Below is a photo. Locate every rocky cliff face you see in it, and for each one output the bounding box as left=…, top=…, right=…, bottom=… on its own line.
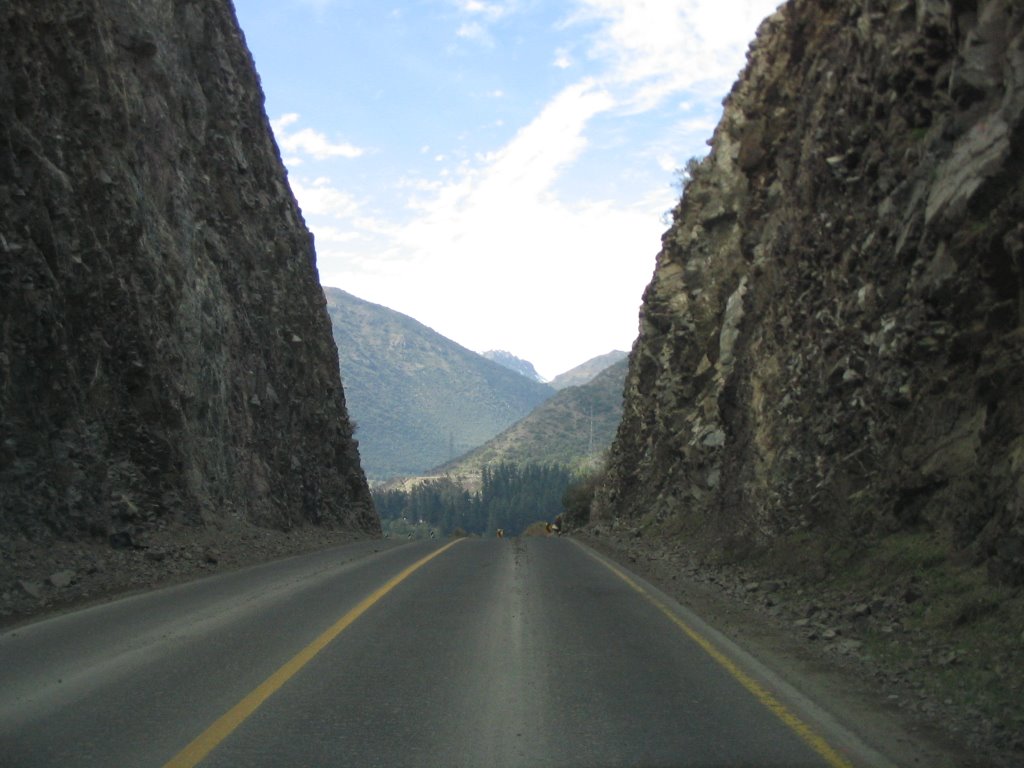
left=0, top=0, right=376, bottom=556
left=598, top=0, right=1024, bottom=585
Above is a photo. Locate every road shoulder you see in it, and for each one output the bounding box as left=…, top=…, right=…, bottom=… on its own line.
left=574, top=530, right=983, bottom=768
left=1, top=521, right=395, bottom=630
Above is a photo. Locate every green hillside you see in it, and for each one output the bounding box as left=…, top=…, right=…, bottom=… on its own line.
left=436, top=358, right=628, bottom=479
left=549, top=350, right=627, bottom=390
left=323, top=288, right=555, bottom=481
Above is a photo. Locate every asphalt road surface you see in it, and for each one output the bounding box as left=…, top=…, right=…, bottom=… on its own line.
left=1, top=537, right=896, bottom=767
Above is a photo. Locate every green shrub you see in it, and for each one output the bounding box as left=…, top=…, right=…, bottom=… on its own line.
left=562, top=469, right=605, bottom=530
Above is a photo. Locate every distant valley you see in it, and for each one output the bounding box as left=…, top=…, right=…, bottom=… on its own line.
left=435, top=357, right=629, bottom=481
left=324, top=287, right=628, bottom=486
left=363, top=335, right=630, bottom=538
left=324, top=288, right=556, bottom=481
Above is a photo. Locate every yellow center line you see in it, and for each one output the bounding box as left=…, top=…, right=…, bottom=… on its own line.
left=162, top=538, right=463, bottom=768
left=575, top=541, right=855, bottom=768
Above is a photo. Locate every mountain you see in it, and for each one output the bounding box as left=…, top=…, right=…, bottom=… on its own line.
left=437, top=358, right=628, bottom=479
left=549, top=350, right=628, bottom=390
left=481, top=350, right=545, bottom=382
left=324, top=289, right=555, bottom=480
left=1, top=0, right=376, bottom=617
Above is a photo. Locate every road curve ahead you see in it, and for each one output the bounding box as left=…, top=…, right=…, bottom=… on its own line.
left=1, top=537, right=892, bottom=767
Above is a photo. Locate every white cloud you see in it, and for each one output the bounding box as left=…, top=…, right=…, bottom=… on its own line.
left=271, top=113, right=364, bottom=160
left=397, top=176, right=444, bottom=193
left=309, top=79, right=654, bottom=379
left=458, top=0, right=510, bottom=20
left=457, top=21, right=491, bottom=45
left=453, top=0, right=515, bottom=46
left=298, top=66, right=684, bottom=376
left=285, top=2, right=782, bottom=377
left=281, top=128, right=364, bottom=160
left=564, top=0, right=781, bottom=109
left=273, top=113, right=301, bottom=130
left=323, top=191, right=659, bottom=379
left=459, top=79, right=615, bottom=204
left=289, top=177, right=361, bottom=219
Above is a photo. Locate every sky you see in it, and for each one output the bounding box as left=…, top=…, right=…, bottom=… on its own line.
left=233, top=0, right=781, bottom=380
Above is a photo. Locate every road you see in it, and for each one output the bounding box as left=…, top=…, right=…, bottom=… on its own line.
left=0, top=537, right=894, bottom=767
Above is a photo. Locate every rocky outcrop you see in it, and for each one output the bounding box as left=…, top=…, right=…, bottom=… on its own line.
left=597, top=0, right=1024, bottom=585
left=0, top=0, right=377, bottom=561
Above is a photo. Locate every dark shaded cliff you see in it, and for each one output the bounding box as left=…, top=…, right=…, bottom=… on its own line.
left=0, top=0, right=377, bottom=559
left=598, top=0, right=1024, bottom=584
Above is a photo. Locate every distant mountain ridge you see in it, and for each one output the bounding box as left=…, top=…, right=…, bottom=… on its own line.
left=324, top=289, right=554, bottom=481
left=549, top=350, right=628, bottom=390
left=482, top=350, right=544, bottom=382
left=435, top=358, right=629, bottom=478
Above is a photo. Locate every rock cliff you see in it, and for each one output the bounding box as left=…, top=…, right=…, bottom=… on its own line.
left=0, top=0, right=377, bottom=573
left=598, top=0, right=1024, bottom=585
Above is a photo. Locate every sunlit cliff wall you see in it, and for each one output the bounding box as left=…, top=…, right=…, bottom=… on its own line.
left=597, top=0, right=1024, bottom=584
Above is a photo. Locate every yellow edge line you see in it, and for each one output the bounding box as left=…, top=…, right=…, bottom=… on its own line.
left=162, top=538, right=463, bottom=768
left=576, top=542, right=854, bottom=768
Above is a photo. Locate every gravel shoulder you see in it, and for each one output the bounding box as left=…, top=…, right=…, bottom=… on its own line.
left=576, top=526, right=1022, bottom=768
left=0, top=519, right=387, bottom=629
